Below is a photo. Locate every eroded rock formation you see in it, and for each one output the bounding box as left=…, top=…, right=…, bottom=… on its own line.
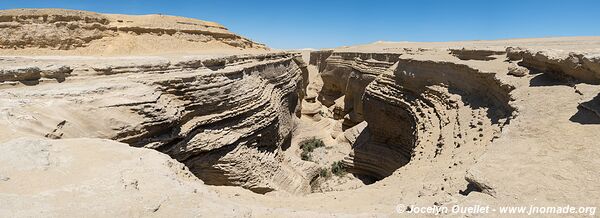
left=310, top=50, right=515, bottom=182
left=0, top=53, right=315, bottom=194
left=1, top=9, right=600, bottom=217
left=507, top=47, right=600, bottom=84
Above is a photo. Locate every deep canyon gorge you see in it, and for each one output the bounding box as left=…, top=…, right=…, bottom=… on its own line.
left=1, top=9, right=599, bottom=217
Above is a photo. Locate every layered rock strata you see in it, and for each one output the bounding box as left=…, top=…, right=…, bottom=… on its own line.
left=315, top=52, right=401, bottom=125
left=507, top=47, right=600, bottom=84
left=311, top=50, right=515, bottom=181
left=0, top=53, right=312, bottom=194
left=1, top=8, right=600, bottom=215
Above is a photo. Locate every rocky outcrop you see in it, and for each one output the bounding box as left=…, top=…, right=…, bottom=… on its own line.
left=0, top=65, right=72, bottom=82
left=0, top=8, right=266, bottom=53
left=0, top=52, right=312, bottom=194
left=579, top=93, right=600, bottom=119
left=315, top=52, right=401, bottom=125
left=313, top=51, right=515, bottom=181
left=351, top=58, right=514, bottom=179
left=506, top=47, right=600, bottom=84
left=309, top=50, right=333, bottom=72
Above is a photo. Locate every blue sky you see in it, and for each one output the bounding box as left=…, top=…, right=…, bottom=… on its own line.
left=1, top=0, right=599, bottom=49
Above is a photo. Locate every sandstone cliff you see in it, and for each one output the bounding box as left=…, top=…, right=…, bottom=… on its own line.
left=0, top=53, right=314, bottom=194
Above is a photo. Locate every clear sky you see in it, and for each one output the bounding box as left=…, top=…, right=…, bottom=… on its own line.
left=1, top=0, right=599, bottom=49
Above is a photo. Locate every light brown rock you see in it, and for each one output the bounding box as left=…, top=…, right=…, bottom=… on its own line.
left=1, top=8, right=600, bottom=217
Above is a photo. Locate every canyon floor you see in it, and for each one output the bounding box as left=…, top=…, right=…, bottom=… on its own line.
left=1, top=9, right=599, bottom=217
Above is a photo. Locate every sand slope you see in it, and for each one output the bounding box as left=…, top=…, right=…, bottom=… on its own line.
left=0, top=8, right=267, bottom=56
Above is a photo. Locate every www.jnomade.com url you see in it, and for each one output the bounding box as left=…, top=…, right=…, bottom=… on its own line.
left=395, top=204, right=597, bottom=216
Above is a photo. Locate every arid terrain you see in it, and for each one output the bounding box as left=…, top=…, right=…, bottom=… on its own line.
left=1, top=9, right=599, bottom=217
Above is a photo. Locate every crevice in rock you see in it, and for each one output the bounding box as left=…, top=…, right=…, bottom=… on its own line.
left=303, top=50, right=516, bottom=191
left=0, top=49, right=517, bottom=196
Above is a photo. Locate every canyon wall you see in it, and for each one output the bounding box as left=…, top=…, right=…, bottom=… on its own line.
left=0, top=53, right=313, bottom=194
left=0, top=8, right=319, bottom=195
left=311, top=50, right=515, bottom=183
left=1, top=8, right=600, bottom=216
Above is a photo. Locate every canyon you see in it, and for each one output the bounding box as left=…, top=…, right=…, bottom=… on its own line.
left=1, top=9, right=599, bottom=217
